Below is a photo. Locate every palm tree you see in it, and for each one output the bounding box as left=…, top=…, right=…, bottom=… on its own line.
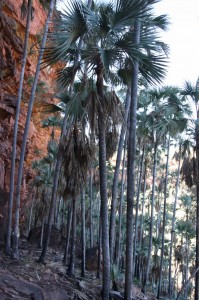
left=142, top=89, right=162, bottom=293
left=168, top=139, right=192, bottom=296
left=42, top=1, right=168, bottom=298
left=81, top=188, right=86, bottom=277
left=156, top=87, right=190, bottom=299
left=142, top=140, right=158, bottom=293
left=12, top=0, right=56, bottom=259
left=67, top=196, right=77, bottom=276
left=125, top=9, right=169, bottom=298
left=63, top=200, right=72, bottom=265
left=6, top=0, right=32, bottom=256
left=133, top=88, right=152, bottom=278
left=38, top=0, right=93, bottom=264
left=109, top=86, right=131, bottom=265
left=181, top=78, right=199, bottom=299
left=116, top=136, right=127, bottom=269
left=89, top=170, right=94, bottom=249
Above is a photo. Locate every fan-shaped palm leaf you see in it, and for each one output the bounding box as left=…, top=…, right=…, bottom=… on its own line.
left=56, top=64, right=81, bottom=91
left=112, top=0, right=147, bottom=30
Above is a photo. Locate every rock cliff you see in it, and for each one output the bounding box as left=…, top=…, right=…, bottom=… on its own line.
left=0, top=0, right=59, bottom=224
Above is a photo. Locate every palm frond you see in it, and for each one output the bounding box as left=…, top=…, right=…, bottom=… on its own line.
left=149, top=14, right=169, bottom=31
left=86, top=90, right=99, bottom=132
left=181, top=82, right=196, bottom=97
left=56, top=64, right=81, bottom=91
left=98, top=3, right=113, bottom=35
left=62, top=125, right=95, bottom=197
left=40, top=102, right=63, bottom=114
left=65, top=92, right=85, bottom=122
left=104, top=69, right=123, bottom=86
left=117, top=68, right=132, bottom=86
left=112, top=0, right=147, bottom=30
left=139, top=53, right=167, bottom=84
left=43, top=1, right=88, bottom=66
left=99, top=48, right=118, bottom=70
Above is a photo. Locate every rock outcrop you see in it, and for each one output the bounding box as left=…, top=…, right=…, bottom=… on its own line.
left=0, top=0, right=60, bottom=233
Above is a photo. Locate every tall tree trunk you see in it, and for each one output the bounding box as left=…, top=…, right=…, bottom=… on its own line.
left=195, top=108, right=199, bottom=300
left=6, top=0, right=32, bottom=255
left=63, top=201, right=72, bottom=265
left=27, top=191, right=35, bottom=235
left=39, top=216, right=46, bottom=248
left=81, top=189, right=86, bottom=278
left=38, top=0, right=92, bottom=263
left=125, top=20, right=140, bottom=300
left=157, top=135, right=171, bottom=299
left=138, top=162, right=147, bottom=281
left=38, top=149, right=63, bottom=263
left=89, top=171, right=94, bottom=248
left=67, top=198, right=77, bottom=276
left=116, top=137, right=127, bottom=269
left=97, top=217, right=102, bottom=279
left=133, top=144, right=145, bottom=275
left=96, top=59, right=110, bottom=300
left=142, top=141, right=158, bottom=293
left=56, top=196, right=62, bottom=229
left=12, top=0, right=55, bottom=259
left=109, top=87, right=131, bottom=264
left=168, top=144, right=181, bottom=296
left=156, top=191, right=162, bottom=239
left=184, top=230, right=189, bottom=299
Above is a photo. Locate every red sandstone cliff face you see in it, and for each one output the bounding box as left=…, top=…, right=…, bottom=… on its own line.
left=0, top=0, right=59, bottom=205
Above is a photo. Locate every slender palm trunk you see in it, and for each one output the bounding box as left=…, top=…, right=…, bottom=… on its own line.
left=12, top=0, right=55, bottom=259
left=109, top=87, right=131, bottom=264
left=97, top=216, right=102, bottom=279
left=184, top=230, right=189, bottom=299
left=168, top=145, right=181, bottom=295
left=39, top=216, right=46, bottom=248
left=116, top=137, right=127, bottom=269
left=38, top=0, right=92, bottom=262
left=135, top=140, right=141, bottom=191
left=133, top=144, right=145, bottom=275
left=63, top=201, right=72, bottom=265
left=96, top=59, right=110, bottom=300
left=38, top=149, right=63, bottom=262
left=125, top=20, right=140, bottom=300
left=195, top=109, right=199, bottom=300
left=56, top=196, right=62, bottom=228
left=27, top=192, right=35, bottom=235
left=67, top=198, right=77, bottom=276
left=157, top=135, right=171, bottom=299
left=139, top=162, right=147, bottom=281
left=89, top=171, right=94, bottom=248
left=156, top=191, right=162, bottom=239
left=6, top=0, right=32, bottom=255
left=142, top=141, right=158, bottom=293
left=81, top=189, right=86, bottom=277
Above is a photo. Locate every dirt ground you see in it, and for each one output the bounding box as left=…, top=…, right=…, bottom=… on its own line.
left=0, top=235, right=155, bottom=300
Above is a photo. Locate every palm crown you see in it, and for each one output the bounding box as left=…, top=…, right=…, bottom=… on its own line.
left=45, top=0, right=168, bottom=90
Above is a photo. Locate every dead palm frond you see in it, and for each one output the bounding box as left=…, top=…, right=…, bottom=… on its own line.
left=181, top=156, right=196, bottom=188
left=61, top=124, right=95, bottom=198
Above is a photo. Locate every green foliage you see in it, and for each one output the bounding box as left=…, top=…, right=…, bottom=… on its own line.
left=176, top=220, right=195, bottom=239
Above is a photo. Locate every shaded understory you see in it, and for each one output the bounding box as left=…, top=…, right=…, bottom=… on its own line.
left=0, top=234, right=155, bottom=300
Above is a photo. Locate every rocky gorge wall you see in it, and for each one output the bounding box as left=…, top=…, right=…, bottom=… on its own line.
left=0, top=0, right=59, bottom=229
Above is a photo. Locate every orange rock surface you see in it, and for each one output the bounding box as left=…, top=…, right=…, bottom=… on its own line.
left=0, top=0, right=60, bottom=202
